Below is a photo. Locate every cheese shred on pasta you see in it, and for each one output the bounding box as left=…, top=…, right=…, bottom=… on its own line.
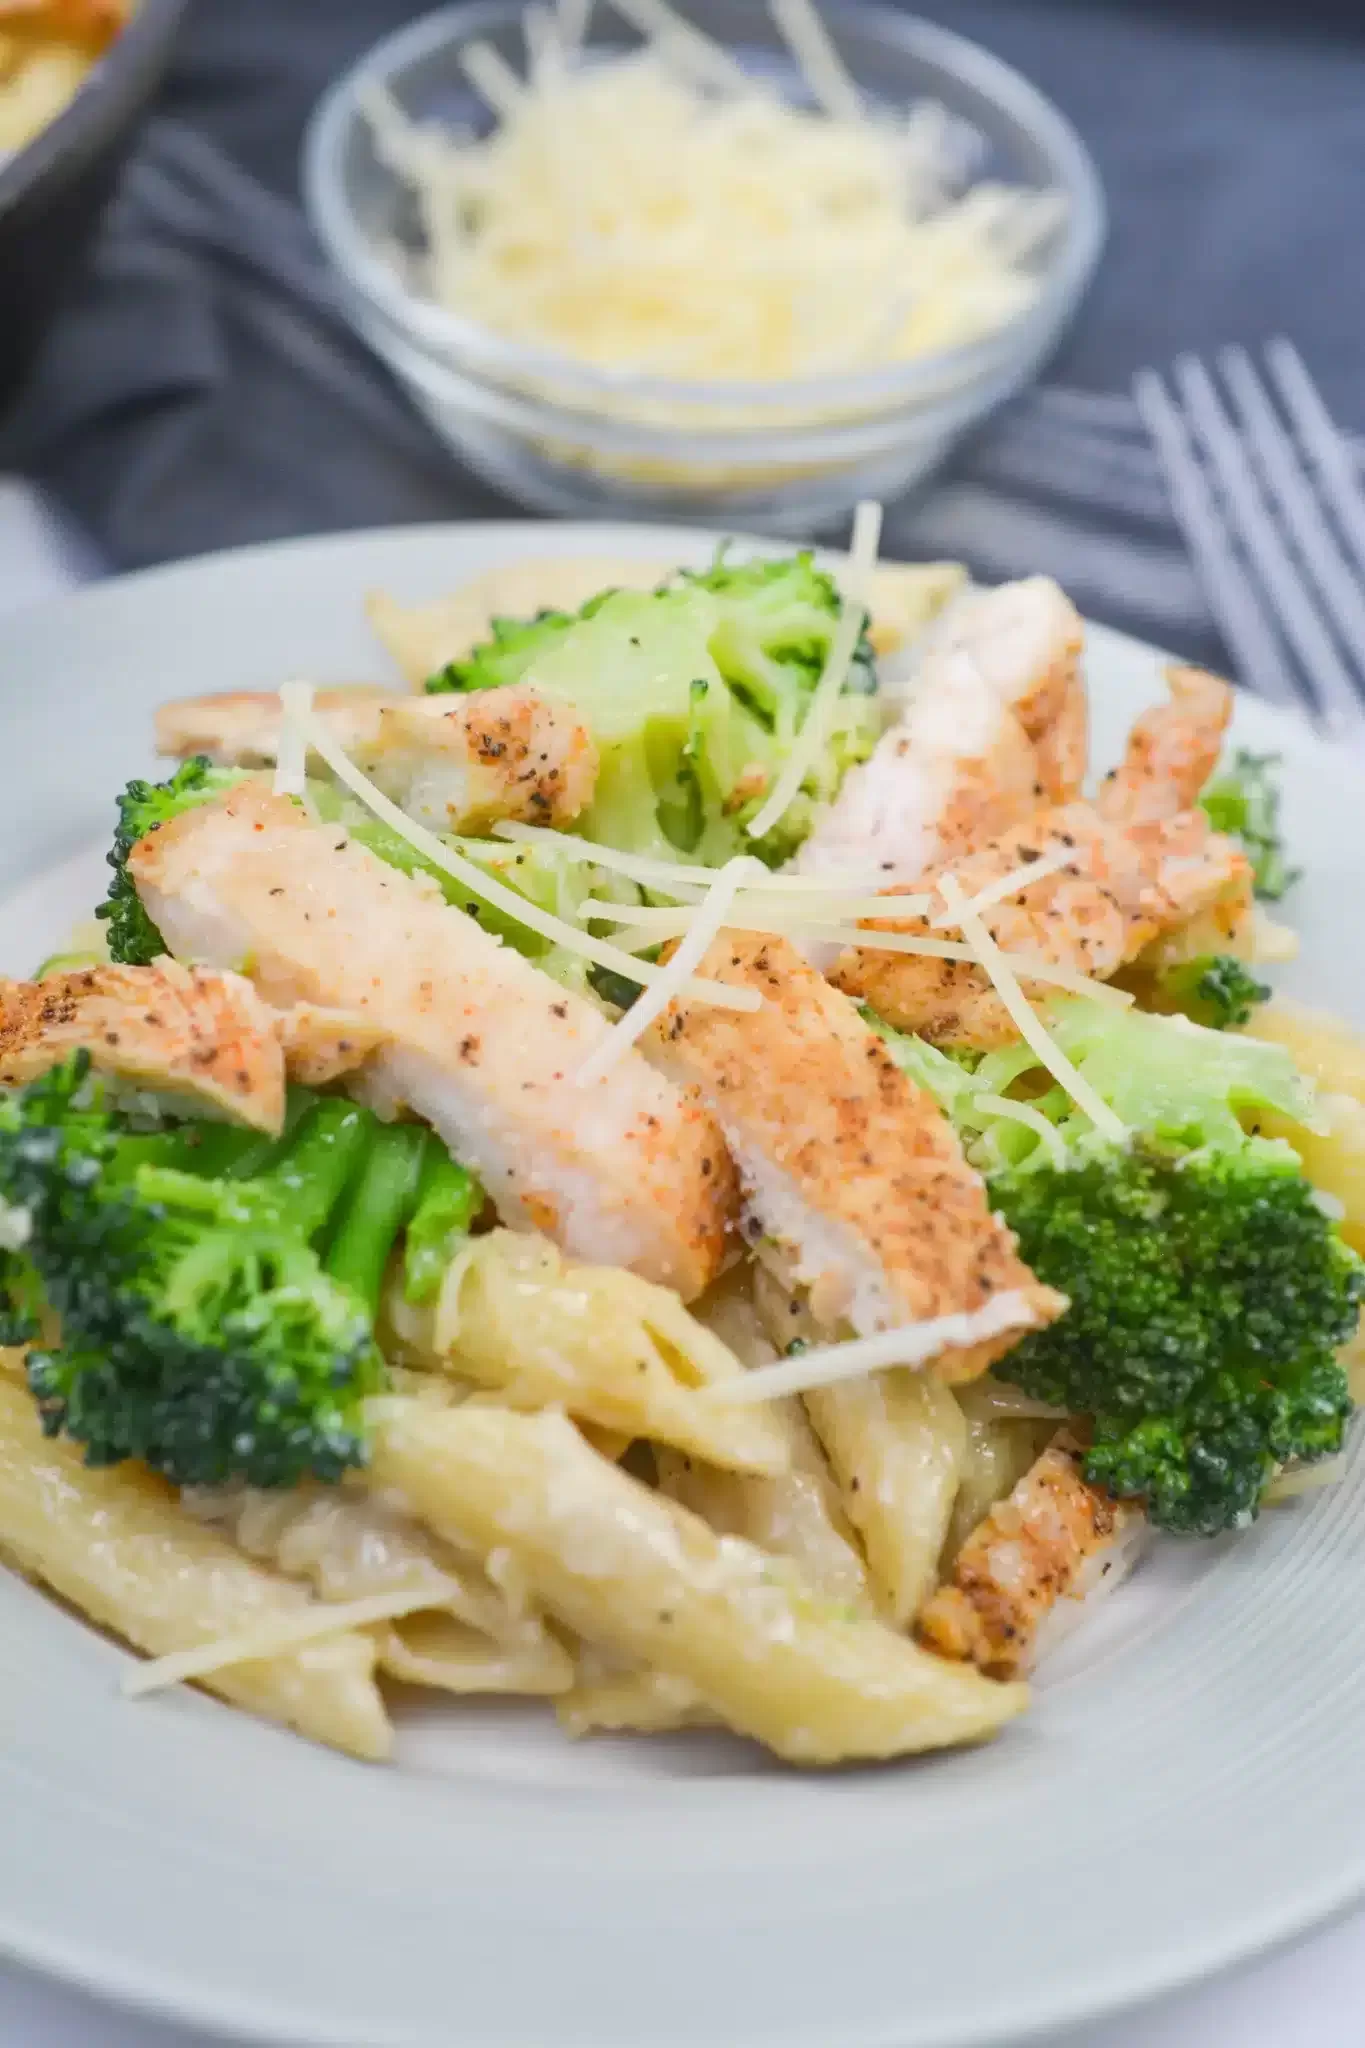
left=705, top=1291, right=1038, bottom=1404
left=121, top=1585, right=451, bottom=1697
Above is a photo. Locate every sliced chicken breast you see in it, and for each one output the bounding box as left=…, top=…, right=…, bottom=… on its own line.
left=918, top=1434, right=1148, bottom=1677
left=129, top=784, right=735, bottom=1297
left=0, top=960, right=286, bottom=1132
left=795, top=577, right=1086, bottom=888
left=155, top=686, right=392, bottom=768
left=156, top=684, right=598, bottom=834
left=835, top=801, right=1252, bottom=1047
left=646, top=931, right=1062, bottom=1378
left=793, top=652, right=1043, bottom=887
left=1096, top=664, right=1233, bottom=826
left=909, top=575, right=1088, bottom=804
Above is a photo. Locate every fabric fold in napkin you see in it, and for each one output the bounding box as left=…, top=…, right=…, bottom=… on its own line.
left=3, top=0, right=1365, bottom=677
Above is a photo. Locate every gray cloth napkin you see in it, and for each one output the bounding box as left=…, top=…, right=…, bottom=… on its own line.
left=4, top=0, right=1365, bottom=673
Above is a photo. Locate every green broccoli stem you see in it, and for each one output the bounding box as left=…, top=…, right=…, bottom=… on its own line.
left=250, top=1097, right=374, bottom=1240
left=138, top=1097, right=374, bottom=1236
left=323, top=1121, right=429, bottom=1318
left=403, top=1140, right=482, bottom=1304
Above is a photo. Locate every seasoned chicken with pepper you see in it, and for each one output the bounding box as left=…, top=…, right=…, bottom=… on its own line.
left=156, top=683, right=599, bottom=833
left=0, top=961, right=287, bottom=1132
left=919, top=1434, right=1148, bottom=1677
left=835, top=802, right=1251, bottom=1047
left=833, top=670, right=1252, bottom=1047
left=795, top=576, right=1085, bottom=887
left=646, top=930, right=1063, bottom=1373
left=128, top=782, right=736, bottom=1297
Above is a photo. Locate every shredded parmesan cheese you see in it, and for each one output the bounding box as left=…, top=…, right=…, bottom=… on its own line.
left=121, top=1585, right=449, bottom=1698
left=936, top=872, right=1127, bottom=1141
left=493, top=821, right=892, bottom=897
left=768, top=0, right=862, bottom=124
left=271, top=678, right=310, bottom=799
left=706, top=1289, right=1037, bottom=1404
left=745, top=500, right=883, bottom=844
left=459, top=38, right=526, bottom=119
left=276, top=683, right=758, bottom=1013
left=929, top=845, right=1073, bottom=927
left=365, top=41, right=1059, bottom=390
left=585, top=899, right=1133, bottom=1004
left=607, top=0, right=752, bottom=92
left=574, top=854, right=766, bottom=1086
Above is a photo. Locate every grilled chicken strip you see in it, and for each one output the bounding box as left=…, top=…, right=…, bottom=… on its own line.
left=156, top=683, right=598, bottom=833
left=129, top=783, right=735, bottom=1297
left=793, top=652, right=1042, bottom=887
left=918, top=1434, right=1148, bottom=1678
left=155, top=686, right=392, bottom=768
left=1096, top=664, right=1233, bottom=826
left=646, top=932, right=1062, bottom=1378
left=911, top=575, right=1088, bottom=805
left=0, top=961, right=287, bottom=1132
left=835, top=801, right=1251, bottom=1048
left=795, top=577, right=1086, bottom=887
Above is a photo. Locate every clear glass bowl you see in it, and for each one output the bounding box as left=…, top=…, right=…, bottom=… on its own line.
left=303, top=0, right=1105, bottom=533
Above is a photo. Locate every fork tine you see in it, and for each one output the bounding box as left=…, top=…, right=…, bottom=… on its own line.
left=1265, top=339, right=1365, bottom=579
left=1174, top=353, right=1365, bottom=737
left=1220, top=346, right=1365, bottom=678
left=1132, top=368, right=1295, bottom=709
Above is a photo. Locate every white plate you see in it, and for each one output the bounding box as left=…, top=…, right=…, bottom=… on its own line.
left=0, top=521, right=1362, bottom=2048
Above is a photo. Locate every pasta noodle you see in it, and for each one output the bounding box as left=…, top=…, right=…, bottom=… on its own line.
left=416, top=1228, right=791, bottom=1476
left=0, top=1380, right=391, bottom=1760
left=557, top=1666, right=714, bottom=1738
left=369, top=1398, right=1025, bottom=1764
left=182, top=1479, right=573, bottom=1697
left=803, top=1376, right=966, bottom=1626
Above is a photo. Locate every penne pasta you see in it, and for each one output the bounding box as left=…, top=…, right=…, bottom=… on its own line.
left=943, top=1411, right=1054, bottom=1569
left=804, top=1375, right=967, bottom=1627
left=557, top=1667, right=715, bottom=1738
left=655, top=1410, right=872, bottom=1613
left=660, top=1262, right=872, bottom=1608
left=411, top=1229, right=791, bottom=1476
left=1256, top=1092, right=1365, bottom=1257
left=377, top=1612, right=571, bottom=1696
left=182, top=1479, right=573, bottom=1696
left=370, top=1399, right=1025, bottom=1764
left=753, top=1264, right=964, bottom=1624
left=0, top=1380, right=391, bottom=1760
left=1244, top=1000, right=1365, bottom=1103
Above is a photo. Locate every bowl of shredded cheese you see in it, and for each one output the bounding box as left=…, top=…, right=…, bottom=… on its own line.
left=304, top=0, right=1104, bottom=529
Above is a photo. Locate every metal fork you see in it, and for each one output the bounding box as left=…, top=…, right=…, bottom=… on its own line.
left=1133, top=340, right=1365, bottom=739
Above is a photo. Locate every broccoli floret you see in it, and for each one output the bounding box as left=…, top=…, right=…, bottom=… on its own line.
left=1201, top=749, right=1298, bottom=900
left=428, top=597, right=616, bottom=694
left=996, top=1144, right=1360, bottom=1534
left=1151, top=954, right=1270, bottom=1030
left=98, top=757, right=249, bottom=964
left=423, top=556, right=881, bottom=867
left=0, top=1056, right=481, bottom=1488
left=681, top=551, right=877, bottom=725
left=875, top=998, right=1362, bottom=1534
